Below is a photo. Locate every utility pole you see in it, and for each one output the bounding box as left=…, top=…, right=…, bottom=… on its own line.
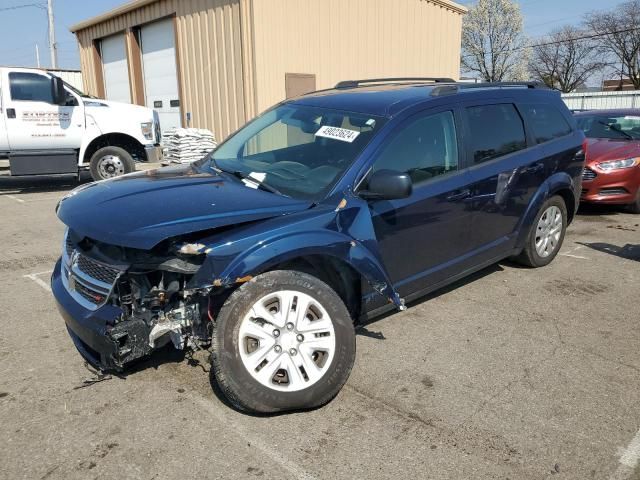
left=47, top=0, right=58, bottom=68
left=36, top=44, right=41, bottom=68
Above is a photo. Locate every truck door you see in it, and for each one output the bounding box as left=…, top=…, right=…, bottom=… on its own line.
left=2, top=70, right=84, bottom=151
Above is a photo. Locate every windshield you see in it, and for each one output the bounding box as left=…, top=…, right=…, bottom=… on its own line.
left=61, top=78, right=96, bottom=99
left=208, top=104, right=387, bottom=200
left=577, top=113, right=640, bottom=140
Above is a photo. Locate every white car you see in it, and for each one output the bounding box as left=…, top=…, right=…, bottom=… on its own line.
left=0, top=67, right=162, bottom=181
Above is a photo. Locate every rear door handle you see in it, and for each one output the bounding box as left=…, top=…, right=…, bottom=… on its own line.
left=446, top=189, right=471, bottom=202
left=6, top=108, right=15, bottom=119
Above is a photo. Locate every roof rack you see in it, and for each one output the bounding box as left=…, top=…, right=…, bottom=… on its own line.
left=335, top=77, right=456, bottom=89
left=431, top=81, right=548, bottom=96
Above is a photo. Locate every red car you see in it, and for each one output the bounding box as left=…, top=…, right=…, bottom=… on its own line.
left=575, top=109, right=640, bottom=213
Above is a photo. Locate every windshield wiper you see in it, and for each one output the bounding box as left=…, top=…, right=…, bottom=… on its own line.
left=598, top=121, right=634, bottom=140
left=230, top=171, right=286, bottom=197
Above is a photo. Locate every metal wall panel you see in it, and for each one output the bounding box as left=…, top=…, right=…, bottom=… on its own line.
left=250, top=0, right=466, bottom=113
left=562, top=91, right=640, bottom=110
left=74, top=0, right=246, bottom=140
left=73, top=0, right=465, bottom=140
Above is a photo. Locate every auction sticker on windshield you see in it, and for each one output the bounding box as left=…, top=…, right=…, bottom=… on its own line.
left=315, top=126, right=360, bottom=143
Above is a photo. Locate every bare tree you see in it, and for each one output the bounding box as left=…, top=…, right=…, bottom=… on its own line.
left=461, top=0, right=528, bottom=82
left=529, top=26, right=608, bottom=92
left=585, top=0, right=640, bottom=89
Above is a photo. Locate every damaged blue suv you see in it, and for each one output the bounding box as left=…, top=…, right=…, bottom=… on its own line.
left=53, top=78, right=584, bottom=413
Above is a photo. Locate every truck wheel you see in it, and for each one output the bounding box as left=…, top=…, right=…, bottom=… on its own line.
left=89, top=146, right=135, bottom=181
left=211, top=270, right=356, bottom=414
left=515, top=196, right=567, bottom=268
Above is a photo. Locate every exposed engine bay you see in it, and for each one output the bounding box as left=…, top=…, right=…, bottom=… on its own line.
left=62, top=229, right=215, bottom=370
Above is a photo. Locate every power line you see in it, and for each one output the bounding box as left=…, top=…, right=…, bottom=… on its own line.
left=0, top=3, right=46, bottom=12
left=462, top=25, right=640, bottom=59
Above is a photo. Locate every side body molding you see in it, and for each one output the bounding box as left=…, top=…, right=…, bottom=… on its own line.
left=188, top=192, right=406, bottom=310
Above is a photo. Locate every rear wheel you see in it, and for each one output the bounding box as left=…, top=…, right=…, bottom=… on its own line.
left=89, top=146, right=135, bottom=181
left=211, top=270, right=356, bottom=414
left=515, top=196, right=567, bottom=268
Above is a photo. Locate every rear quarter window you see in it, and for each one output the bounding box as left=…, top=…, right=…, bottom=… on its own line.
left=521, top=103, right=572, bottom=144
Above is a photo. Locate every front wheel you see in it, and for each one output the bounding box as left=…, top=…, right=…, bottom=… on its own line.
left=89, top=146, right=135, bottom=181
left=211, top=270, right=356, bottom=414
left=627, top=190, right=640, bottom=214
left=515, top=196, right=568, bottom=268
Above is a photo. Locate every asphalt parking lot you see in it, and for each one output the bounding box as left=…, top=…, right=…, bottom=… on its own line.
left=0, top=170, right=638, bottom=480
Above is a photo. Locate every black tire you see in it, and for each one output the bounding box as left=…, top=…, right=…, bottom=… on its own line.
left=89, top=146, right=135, bottom=181
left=515, top=195, right=568, bottom=268
left=627, top=190, right=640, bottom=214
left=211, top=270, right=356, bottom=414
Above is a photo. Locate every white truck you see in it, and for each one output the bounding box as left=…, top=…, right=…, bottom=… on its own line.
left=0, top=67, right=162, bottom=181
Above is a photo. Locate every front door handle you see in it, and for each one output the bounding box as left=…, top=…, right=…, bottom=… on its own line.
left=6, top=108, right=15, bottom=119
left=446, top=189, right=471, bottom=202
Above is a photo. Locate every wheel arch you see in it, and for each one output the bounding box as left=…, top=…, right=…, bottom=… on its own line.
left=514, top=172, right=576, bottom=250
left=81, top=133, right=147, bottom=165
left=194, top=230, right=402, bottom=315
left=263, top=255, right=363, bottom=321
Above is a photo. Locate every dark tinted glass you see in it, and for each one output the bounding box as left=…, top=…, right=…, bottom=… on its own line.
left=9, top=72, right=54, bottom=103
left=372, top=111, right=458, bottom=185
left=576, top=114, right=640, bottom=140
left=521, top=104, right=572, bottom=144
left=467, top=104, right=526, bottom=164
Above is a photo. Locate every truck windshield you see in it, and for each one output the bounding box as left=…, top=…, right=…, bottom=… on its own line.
left=208, top=104, right=386, bottom=200
left=61, top=78, right=96, bottom=99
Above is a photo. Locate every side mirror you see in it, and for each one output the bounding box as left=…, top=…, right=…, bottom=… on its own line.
left=51, top=76, right=66, bottom=106
left=359, top=169, right=413, bottom=200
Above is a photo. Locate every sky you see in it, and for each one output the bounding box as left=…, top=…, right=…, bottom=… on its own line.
left=0, top=0, right=632, bottom=71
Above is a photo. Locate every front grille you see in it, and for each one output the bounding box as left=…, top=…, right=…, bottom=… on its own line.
left=76, top=255, right=121, bottom=284
left=582, top=168, right=597, bottom=181
left=599, top=187, right=629, bottom=196
left=65, top=235, right=74, bottom=257
left=62, top=230, right=124, bottom=310
left=74, top=281, right=108, bottom=305
left=581, top=188, right=589, bottom=197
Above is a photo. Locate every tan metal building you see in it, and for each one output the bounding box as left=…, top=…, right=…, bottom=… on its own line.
left=71, top=0, right=466, bottom=140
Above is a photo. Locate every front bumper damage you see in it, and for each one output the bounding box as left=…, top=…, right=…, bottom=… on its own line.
left=52, top=260, right=152, bottom=370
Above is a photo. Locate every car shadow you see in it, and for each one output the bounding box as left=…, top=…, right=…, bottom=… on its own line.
left=577, top=241, right=640, bottom=262
left=577, top=203, right=629, bottom=217
left=358, top=263, right=505, bottom=328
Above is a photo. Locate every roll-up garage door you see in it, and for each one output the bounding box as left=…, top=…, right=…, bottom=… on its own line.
left=100, top=34, right=131, bottom=104
left=140, top=18, right=181, bottom=132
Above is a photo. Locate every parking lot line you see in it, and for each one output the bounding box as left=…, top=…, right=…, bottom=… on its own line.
left=1, top=194, right=25, bottom=204
left=611, top=428, right=640, bottom=480
left=23, top=270, right=53, bottom=293
left=190, top=395, right=317, bottom=480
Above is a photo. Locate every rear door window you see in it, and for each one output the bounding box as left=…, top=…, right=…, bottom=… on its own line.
left=465, top=104, right=527, bottom=164
left=521, top=104, right=572, bottom=144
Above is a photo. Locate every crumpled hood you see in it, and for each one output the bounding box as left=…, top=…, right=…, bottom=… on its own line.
left=56, top=164, right=311, bottom=249
left=585, top=138, right=640, bottom=166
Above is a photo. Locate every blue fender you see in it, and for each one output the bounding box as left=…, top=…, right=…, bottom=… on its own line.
left=514, top=171, right=575, bottom=249
left=188, top=192, right=405, bottom=309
